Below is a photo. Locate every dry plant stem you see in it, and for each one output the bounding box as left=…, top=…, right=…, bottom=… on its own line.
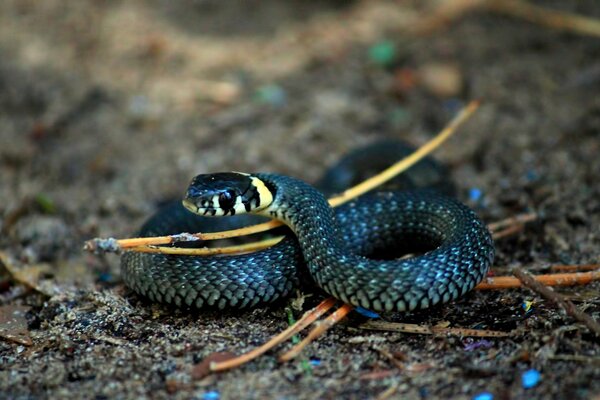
left=487, top=212, right=537, bottom=231
left=87, top=101, right=479, bottom=253
left=550, top=264, right=600, bottom=273
left=360, top=321, right=512, bottom=337
left=492, top=224, right=527, bottom=240
left=414, top=0, right=600, bottom=38
left=376, top=383, right=400, bottom=400
left=129, top=237, right=283, bottom=256
left=411, top=0, right=485, bottom=34
left=373, top=346, right=405, bottom=370
left=279, top=304, right=354, bottom=362
left=513, top=268, right=600, bottom=337
left=209, top=298, right=337, bottom=372
left=329, top=100, right=480, bottom=207
left=476, top=270, right=600, bottom=290
left=488, top=0, right=600, bottom=38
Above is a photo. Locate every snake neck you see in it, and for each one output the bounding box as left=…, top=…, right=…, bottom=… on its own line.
left=254, top=173, right=345, bottom=258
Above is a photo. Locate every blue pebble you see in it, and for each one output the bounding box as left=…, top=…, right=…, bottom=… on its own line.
left=309, top=358, right=321, bottom=366
left=473, top=392, right=494, bottom=400
left=525, top=169, right=539, bottom=182
left=522, top=369, right=541, bottom=389
left=368, top=41, right=396, bottom=66
left=469, top=188, right=483, bottom=202
left=202, top=391, right=220, bottom=400
left=98, top=272, right=113, bottom=282
left=256, top=85, right=286, bottom=107
left=354, top=307, right=381, bottom=319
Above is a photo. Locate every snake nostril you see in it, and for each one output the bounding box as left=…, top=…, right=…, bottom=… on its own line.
left=186, top=186, right=202, bottom=199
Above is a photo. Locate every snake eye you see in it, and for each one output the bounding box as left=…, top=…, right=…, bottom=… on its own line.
left=218, top=190, right=236, bottom=210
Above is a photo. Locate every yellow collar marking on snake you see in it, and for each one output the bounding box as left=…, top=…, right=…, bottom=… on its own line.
left=249, top=176, right=273, bottom=211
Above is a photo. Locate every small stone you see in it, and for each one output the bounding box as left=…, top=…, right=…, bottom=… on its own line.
left=522, top=369, right=541, bottom=389
left=418, top=63, right=463, bottom=98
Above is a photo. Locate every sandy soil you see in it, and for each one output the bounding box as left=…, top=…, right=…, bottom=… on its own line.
left=1, top=1, right=600, bottom=399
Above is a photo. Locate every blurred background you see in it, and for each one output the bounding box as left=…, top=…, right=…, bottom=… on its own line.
left=1, top=1, right=600, bottom=399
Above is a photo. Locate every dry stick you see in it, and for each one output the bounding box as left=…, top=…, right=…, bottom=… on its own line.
left=476, top=270, right=600, bottom=290
left=209, top=298, right=337, bottom=372
left=487, top=212, right=537, bottom=232
left=413, top=0, right=600, bottom=38
left=489, top=212, right=538, bottom=240
left=85, top=100, right=480, bottom=254
left=279, top=304, right=354, bottom=362
left=512, top=268, right=600, bottom=337
left=376, top=383, right=400, bottom=400
left=550, top=264, right=600, bottom=273
left=492, top=224, right=527, bottom=240
left=328, top=100, right=480, bottom=208
left=360, top=320, right=512, bottom=337
left=129, top=237, right=282, bottom=256
left=410, top=0, right=485, bottom=34
left=488, top=0, right=600, bottom=38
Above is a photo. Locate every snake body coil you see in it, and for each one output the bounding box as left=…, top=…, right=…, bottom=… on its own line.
left=122, top=170, right=494, bottom=312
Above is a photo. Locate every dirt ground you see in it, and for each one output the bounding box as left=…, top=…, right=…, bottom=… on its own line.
left=1, top=1, right=600, bottom=399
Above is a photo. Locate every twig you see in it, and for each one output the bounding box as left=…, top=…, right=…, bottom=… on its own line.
left=359, top=320, right=512, bottom=337
left=550, top=264, right=600, bottom=273
left=373, top=346, right=405, bottom=370
left=476, top=270, right=600, bottom=290
left=488, top=212, right=537, bottom=239
left=487, top=212, right=537, bottom=232
left=328, top=100, right=480, bottom=207
left=410, top=0, right=485, bottom=34
left=128, top=237, right=282, bottom=255
left=413, top=0, right=600, bottom=38
left=492, top=225, right=526, bottom=240
left=279, top=304, right=354, bottom=362
left=548, top=354, right=600, bottom=364
left=375, top=382, right=400, bottom=400
left=513, top=268, right=600, bottom=337
left=488, top=0, right=600, bottom=38
left=209, top=298, right=337, bottom=372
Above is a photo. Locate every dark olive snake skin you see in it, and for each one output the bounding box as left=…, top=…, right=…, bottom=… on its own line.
left=121, top=170, right=494, bottom=312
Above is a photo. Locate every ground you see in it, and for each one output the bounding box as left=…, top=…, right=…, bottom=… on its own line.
left=1, top=1, right=600, bottom=399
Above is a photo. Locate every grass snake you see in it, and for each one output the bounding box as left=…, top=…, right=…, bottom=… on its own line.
left=121, top=142, right=494, bottom=312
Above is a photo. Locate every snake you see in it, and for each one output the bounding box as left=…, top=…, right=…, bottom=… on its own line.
left=121, top=142, right=494, bottom=312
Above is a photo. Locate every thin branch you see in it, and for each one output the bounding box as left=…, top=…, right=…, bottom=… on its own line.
left=412, top=0, right=600, bottom=38
left=129, top=237, right=283, bottom=255
left=279, top=303, right=354, bottom=362
left=209, top=298, right=337, bottom=372
left=550, top=264, right=600, bottom=273
left=487, top=212, right=537, bottom=232
left=513, top=267, right=600, bottom=337
left=476, top=270, right=600, bottom=290
left=359, top=320, right=513, bottom=337
left=327, top=100, right=480, bottom=207
left=488, top=0, right=600, bottom=38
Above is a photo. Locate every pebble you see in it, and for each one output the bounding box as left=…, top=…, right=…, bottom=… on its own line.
left=201, top=391, right=220, bottom=400
left=522, top=369, right=541, bottom=389
left=473, top=392, right=494, bottom=400
left=368, top=40, right=396, bottom=67
left=418, top=63, right=463, bottom=98
left=255, top=85, right=286, bottom=107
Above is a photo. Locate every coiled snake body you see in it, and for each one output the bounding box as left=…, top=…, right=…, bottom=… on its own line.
left=122, top=151, right=494, bottom=312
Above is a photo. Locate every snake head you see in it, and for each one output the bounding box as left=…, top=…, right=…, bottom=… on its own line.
left=183, top=172, right=273, bottom=216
